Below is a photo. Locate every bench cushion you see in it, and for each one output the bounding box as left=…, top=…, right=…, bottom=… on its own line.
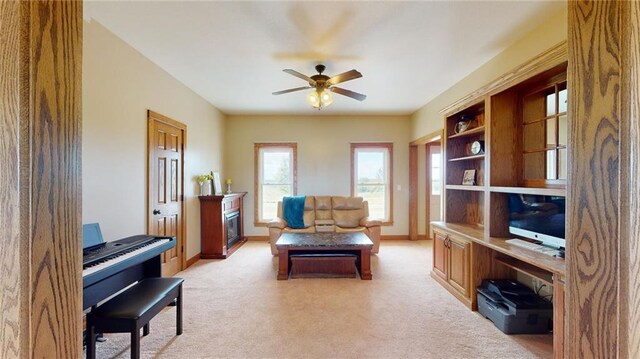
left=93, top=277, right=183, bottom=320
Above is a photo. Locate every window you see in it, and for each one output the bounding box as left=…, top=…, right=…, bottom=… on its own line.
left=431, top=153, right=441, bottom=195
left=351, top=143, right=393, bottom=223
left=254, top=143, right=297, bottom=224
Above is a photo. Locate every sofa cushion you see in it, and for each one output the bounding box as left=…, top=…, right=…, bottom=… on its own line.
left=303, top=197, right=316, bottom=227
left=303, top=210, right=315, bottom=228
left=332, top=197, right=365, bottom=228
left=303, top=196, right=315, bottom=210
left=283, top=226, right=316, bottom=234
left=332, top=196, right=363, bottom=210
left=335, top=226, right=366, bottom=233
left=314, top=196, right=333, bottom=220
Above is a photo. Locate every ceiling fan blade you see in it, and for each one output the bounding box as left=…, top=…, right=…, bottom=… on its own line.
left=272, top=86, right=312, bottom=95
left=283, top=69, right=316, bottom=86
left=330, top=87, right=367, bottom=101
left=327, top=69, right=362, bottom=86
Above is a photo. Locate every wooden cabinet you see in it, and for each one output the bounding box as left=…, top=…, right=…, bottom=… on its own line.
left=432, top=232, right=447, bottom=280
left=199, top=192, right=247, bottom=259
left=447, top=236, right=470, bottom=297
left=431, top=228, right=472, bottom=307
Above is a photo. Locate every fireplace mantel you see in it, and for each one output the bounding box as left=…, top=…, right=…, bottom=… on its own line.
left=199, top=192, right=247, bottom=259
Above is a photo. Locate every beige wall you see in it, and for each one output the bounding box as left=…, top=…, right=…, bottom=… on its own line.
left=410, top=9, right=568, bottom=139
left=412, top=8, right=567, bottom=237
left=225, top=115, right=411, bottom=237
left=83, top=20, right=226, bottom=259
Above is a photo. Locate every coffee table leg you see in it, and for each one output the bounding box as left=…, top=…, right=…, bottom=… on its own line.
left=359, top=248, right=372, bottom=280
left=277, top=248, right=290, bottom=280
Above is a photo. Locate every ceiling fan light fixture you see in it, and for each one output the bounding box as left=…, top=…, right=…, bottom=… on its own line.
left=306, top=91, right=319, bottom=107
left=275, top=64, right=365, bottom=110
left=307, top=89, right=333, bottom=109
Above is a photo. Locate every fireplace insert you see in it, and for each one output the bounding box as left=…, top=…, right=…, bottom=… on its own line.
left=225, top=211, right=240, bottom=248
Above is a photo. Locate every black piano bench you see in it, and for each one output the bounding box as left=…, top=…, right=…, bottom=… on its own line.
left=86, top=277, right=184, bottom=359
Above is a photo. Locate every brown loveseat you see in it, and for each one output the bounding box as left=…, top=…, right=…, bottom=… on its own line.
left=266, top=196, right=382, bottom=255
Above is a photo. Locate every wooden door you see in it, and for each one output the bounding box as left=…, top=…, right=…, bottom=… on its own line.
left=148, top=111, right=186, bottom=277
left=447, top=236, right=470, bottom=298
left=432, top=232, right=448, bottom=280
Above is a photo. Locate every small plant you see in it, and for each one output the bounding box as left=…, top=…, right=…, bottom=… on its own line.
left=196, top=174, right=213, bottom=184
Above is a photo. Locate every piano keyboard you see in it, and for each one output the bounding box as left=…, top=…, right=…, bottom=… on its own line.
left=82, top=238, right=171, bottom=277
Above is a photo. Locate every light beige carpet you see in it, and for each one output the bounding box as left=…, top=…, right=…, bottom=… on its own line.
left=88, top=240, right=552, bottom=358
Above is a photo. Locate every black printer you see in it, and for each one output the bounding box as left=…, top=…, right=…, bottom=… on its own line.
left=477, top=279, right=553, bottom=334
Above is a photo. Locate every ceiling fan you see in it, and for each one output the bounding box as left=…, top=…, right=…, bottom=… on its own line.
left=273, top=64, right=367, bottom=109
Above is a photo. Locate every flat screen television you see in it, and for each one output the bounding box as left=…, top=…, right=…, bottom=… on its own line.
left=508, top=194, right=565, bottom=249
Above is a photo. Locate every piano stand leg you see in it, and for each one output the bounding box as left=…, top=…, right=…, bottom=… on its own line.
left=177, top=285, right=183, bottom=335
left=131, top=330, right=140, bottom=359
left=143, top=323, right=150, bottom=336
left=86, top=320, right=96, bottom=359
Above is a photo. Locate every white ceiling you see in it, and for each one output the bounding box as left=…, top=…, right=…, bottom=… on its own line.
left=84, top=1, right=565, bottom=116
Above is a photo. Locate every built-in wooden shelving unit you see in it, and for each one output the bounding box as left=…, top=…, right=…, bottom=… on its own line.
left=430, top=42, right=569, bottom=359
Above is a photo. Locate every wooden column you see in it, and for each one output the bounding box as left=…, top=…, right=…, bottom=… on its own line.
left=0, top=1, right=82, bottom=358
left=567, top=1, right=640, bottom=358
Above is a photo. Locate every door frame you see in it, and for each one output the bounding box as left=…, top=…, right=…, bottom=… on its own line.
left=409, top=129, right=443, bottom=240
left=147, top=110, right=187, bottom=272
left=424, top=140, right=442, bottom=230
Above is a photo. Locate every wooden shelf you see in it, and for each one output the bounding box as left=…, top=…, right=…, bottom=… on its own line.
left=489, top=186, right=566, bottom=196
left=431, top=222, right=565, bottom=275
left=446, top=184, right=485, bottom=192
left=448, top=154, right=485, bottom=162
left=495, top=256, right=553, bottom=285
left=448, top=126, right=485, bottom=139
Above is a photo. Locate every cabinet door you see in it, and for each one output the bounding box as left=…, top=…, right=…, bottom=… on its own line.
left=447, top=236, right=470, bottom=298
left=432, top=231, right=448, bottom=280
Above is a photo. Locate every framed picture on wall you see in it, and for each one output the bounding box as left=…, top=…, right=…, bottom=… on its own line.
left=212, top=171, right=223, bottom=195
left=462, top=169, right=476, bottom=185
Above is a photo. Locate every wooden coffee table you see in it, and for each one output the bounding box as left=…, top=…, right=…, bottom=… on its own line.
left=275, top=232, right=373, bottom=280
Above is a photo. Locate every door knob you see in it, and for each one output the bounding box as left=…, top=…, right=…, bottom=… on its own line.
left=153, top=209, right=161, bottom=215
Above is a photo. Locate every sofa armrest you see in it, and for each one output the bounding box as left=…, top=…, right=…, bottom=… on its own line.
left=267, top=218, right=287, bottom=229
left=360, top=217, right=382, bottom=227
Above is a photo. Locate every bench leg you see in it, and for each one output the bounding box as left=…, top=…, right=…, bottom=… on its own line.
left=86, top=319, right=96, bottom=359
left=177, top=284, right=183, bottom=335
left=143, top=323, right=150, bottom=336
left=131, top=330, right=140, bottom=359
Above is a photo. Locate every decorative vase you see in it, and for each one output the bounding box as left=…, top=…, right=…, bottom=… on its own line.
left=199, top=181, right=212, bottom=196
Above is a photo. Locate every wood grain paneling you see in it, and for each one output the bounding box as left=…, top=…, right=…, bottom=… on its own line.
left=622, top=3, right=640, bottom=358
left=489, top=91, right=519, bottom=187
left=1, top=1, right=82, bottom=357
left=0, top=1, right=24, bottom=357
left=568, top=1, right=640, bottom=358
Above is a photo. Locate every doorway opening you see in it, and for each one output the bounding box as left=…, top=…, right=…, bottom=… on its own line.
left=409, top=130, right=443, bottom=240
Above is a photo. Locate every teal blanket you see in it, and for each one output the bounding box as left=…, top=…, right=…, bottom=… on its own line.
left=283, top=196, right=306, bottom=229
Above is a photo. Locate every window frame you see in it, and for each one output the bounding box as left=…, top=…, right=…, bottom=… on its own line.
left=254, top=143, right=297, bottom=226
left=350, top=142, right=393, bottom=225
